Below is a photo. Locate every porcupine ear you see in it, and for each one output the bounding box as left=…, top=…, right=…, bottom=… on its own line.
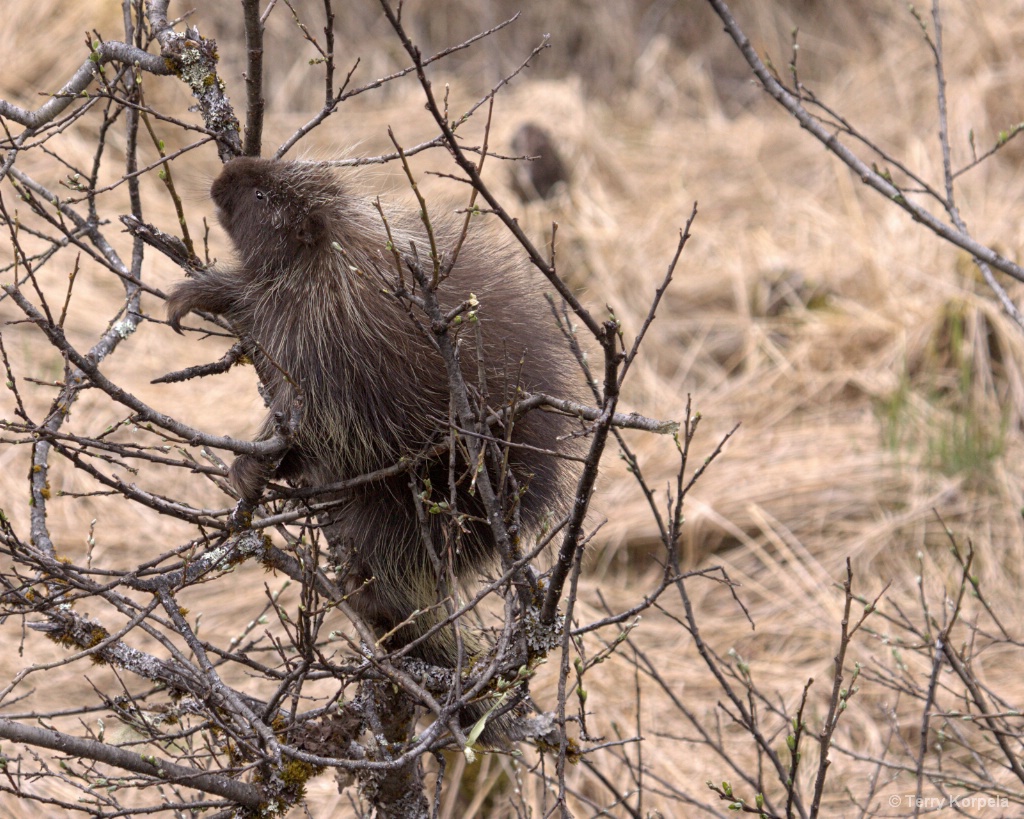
left=294, top=207, right=329, bottom=248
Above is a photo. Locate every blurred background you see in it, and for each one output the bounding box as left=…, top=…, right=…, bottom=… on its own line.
left=2, top=0, right=1023, bottom=815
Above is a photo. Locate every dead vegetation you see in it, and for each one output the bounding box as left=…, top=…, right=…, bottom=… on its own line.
left=1, top=0, right=1024, bottom=816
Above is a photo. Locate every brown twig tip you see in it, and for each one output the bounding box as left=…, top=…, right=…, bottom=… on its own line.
left=151, top=343, right=247, bottom=384
left=119, top=214, right=202, bottom=270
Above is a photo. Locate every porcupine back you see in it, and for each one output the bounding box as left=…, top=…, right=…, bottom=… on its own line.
left=170, top=158, right=583, bottom=737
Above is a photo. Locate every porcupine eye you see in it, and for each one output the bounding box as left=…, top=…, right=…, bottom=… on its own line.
left=255, top=189, right=265, bottom=201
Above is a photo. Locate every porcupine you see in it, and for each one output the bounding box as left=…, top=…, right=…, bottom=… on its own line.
left=166, top=157, right=583, bottom=743
left=509, top=122, right=569, bottom=202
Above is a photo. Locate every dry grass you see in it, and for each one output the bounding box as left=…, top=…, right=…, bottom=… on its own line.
left=2, top=0, right=1024, bottom=816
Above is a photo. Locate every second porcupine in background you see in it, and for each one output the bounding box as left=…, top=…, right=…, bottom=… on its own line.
left=510, top=122, right=569, bottom=202
left=166, top=157, right=585, bottom=742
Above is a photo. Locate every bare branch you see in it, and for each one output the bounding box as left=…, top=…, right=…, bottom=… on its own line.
left=704, top=0, right=1024, bottom=296
left=0, top=718, right=262, bottom=808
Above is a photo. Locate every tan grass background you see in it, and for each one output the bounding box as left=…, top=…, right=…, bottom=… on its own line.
left=2, top=0, right=1024, bottom=816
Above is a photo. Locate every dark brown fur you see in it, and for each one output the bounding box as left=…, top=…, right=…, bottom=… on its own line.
left=510, top=123, right=569, bottom=202
left=167, top=158, right=583, bottom=742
